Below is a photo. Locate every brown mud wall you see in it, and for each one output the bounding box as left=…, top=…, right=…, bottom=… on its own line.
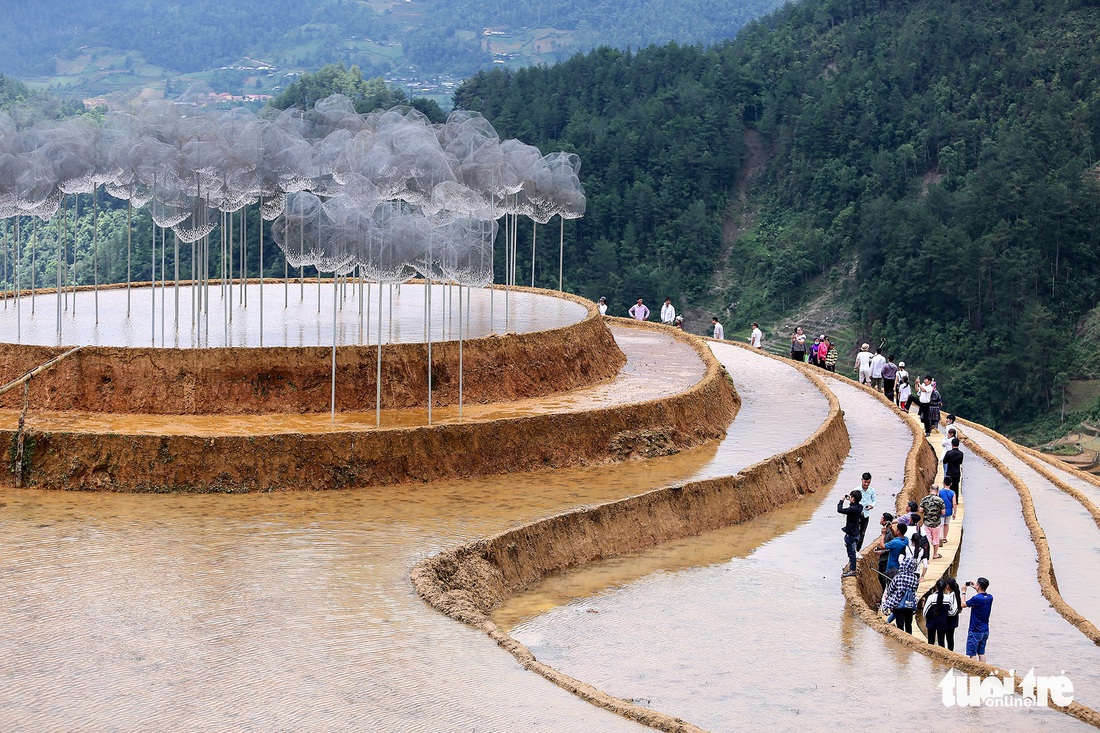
left=819, top=373, right=940, bottom=606
left=842, top=402, right=1100, bottom=728
left=0, top=282, right=624, bottom=414
left=412, top=344, right=851, bottom=733
left=1019, top=444, right=1100, bottom=531
left=957, top=419, right=1100, bottom=647
left=4, top=324, right=736, bottom=492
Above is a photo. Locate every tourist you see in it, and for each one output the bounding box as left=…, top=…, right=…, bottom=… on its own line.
left=660, top=297, right=676, bottom=325
left=857, top=472, right=876, bottom=548
left=881, top=354, right=898, bottom=401
left=674, top=315, right=684, bottom=330
left=962, top=577, right=994, bottom=662
left=855, top=343, right=873, bottom=385
left=880, top=555, right=921, bottom=633
left=808, top=336, right=822, bottom=367
left=824, top=337, right=839, bottom=372
left=870, top=348, right=887, bottom=392
left=790, top=326, right=807, bottom=361
left=895, top=361, right=910, bottom=407
left=941, top=426, right=958, bottom=485
left=749, top=322, right=763, bottom=349
left=597, top=296, right=608, bottom=316
left=943, top=437, right=964, bottom=500
left=628, top=298, right=650, bottom=321
left=923, top=576, right=962, bottom=650
left=711, top=316, right=724, bottom=340
left=943, top=413, right=959, bottom=437
left=929, top=379, right=943, bottom=432
left=904, top=525, right=930, bottom=580
left=874, top=519, right=908, bottom=588
left=838, top=489, right=864, bottom=577
left=939, top=476, right=958, bottom=545
left=941, top=426, right=958, bottom=451
left=919, top=484, right=946, bottom=559
left=918, top=376, right=934, bottom=435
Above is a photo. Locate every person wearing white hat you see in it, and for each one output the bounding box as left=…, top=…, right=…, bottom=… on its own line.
left=597, top=297, right=608, bottom=316
left=855, top=343, right=874, bottom=385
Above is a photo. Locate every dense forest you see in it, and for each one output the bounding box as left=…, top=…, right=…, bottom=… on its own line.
left=0, top=0, right=781, bottom=80
left=454, top=0, right=1100, bottom=430
left=3, top=0, right=1100, bottom=435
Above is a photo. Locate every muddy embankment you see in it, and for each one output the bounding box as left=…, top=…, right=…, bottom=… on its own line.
left=841, top=390, right=1100, bottom=728
left=957, top=419, right=1100, bottom=647
left=0, top=284, right=623, bottom=414
left=412, top=344, right=851, bottom=733
left=4, top=323, right=737, bottom=492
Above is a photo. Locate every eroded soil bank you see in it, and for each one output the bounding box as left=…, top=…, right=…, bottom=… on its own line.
left=411, top=346, right=850, bottom=731
left=0, top=290, right=621, bottom=414
left=3, top=325, right=736, bottom=491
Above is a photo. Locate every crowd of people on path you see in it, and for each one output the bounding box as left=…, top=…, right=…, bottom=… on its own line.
left=600, top=296, right=994, bottom=661
left=835, top=408, right=992, bottom=662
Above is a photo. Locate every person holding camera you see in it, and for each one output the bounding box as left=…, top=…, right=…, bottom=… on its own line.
left=790, top=326, right=807, bottom=361
left=838, top=490, right=864, bottom=577
left=962, top=577, right=994, bottom=661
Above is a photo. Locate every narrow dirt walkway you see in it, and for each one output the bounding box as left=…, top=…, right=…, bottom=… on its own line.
left=502, top=369, right=1071, bottom=729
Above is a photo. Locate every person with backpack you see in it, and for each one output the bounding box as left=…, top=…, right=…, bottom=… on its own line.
left=880, top=555, right=921, bottom=633
left=919, top=483, right=947, bottom=559
left=923, top=576, right=962, bottom=649
left=904, top=524, right=930, bottom=581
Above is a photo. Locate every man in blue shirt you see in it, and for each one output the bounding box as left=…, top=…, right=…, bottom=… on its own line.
left=963, top=577, right=994, bottom=662
left=939, top=478, right=957, bottom=546
left=873, top=521, right=908, bottom=589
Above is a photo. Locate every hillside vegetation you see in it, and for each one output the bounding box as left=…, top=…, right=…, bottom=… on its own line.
left=0, top=0, right=781, bottom=91
left=454, top=0, right=1100, bottom=430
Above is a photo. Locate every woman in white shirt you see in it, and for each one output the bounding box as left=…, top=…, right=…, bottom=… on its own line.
left=918, top=377, right=934, bottom=436
left=895, top=362, right=910, bottom=407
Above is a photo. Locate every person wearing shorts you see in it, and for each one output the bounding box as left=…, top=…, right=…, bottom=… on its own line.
left=939, top=478, right=957, bottom=545
left=962, top=577, right=993, bottom=662
left=920, top=484, right=946, bottom=559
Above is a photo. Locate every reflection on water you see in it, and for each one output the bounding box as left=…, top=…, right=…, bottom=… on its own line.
left=494, top=343, right=831, bottom=628
left=507, top=381, right=1082, bottom=730
left=965, top=429, right=1100, bottom=638
left=0, top=326, right=731, bottom=731
left=954, top=441, right=1100, bottom=713
left=0, top=326, right=703, bottom=435
left=0, top=282, right=585, bottom=348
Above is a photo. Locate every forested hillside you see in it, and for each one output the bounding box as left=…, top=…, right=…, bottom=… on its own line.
left=454, top=0, right=1100, bottom=429
left=0, top=0, right=780, bottom=84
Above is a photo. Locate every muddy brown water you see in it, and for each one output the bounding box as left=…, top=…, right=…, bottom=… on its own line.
left=0, top=326, right=701, bottom=435
left=0, top=283, right=584, bottom=348
left=952, top=448, right=1100, bottom=716
left=0, top=326, right=731, bottom=732
left=960, top=429, right=1100, bottom=664
left=503, top=379, right=1084, bottom=730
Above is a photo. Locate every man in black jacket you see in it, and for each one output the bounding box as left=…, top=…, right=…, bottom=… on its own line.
left=838, top=489, right=864, bottom=577
left=943, top=438, right=964, bottom=499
